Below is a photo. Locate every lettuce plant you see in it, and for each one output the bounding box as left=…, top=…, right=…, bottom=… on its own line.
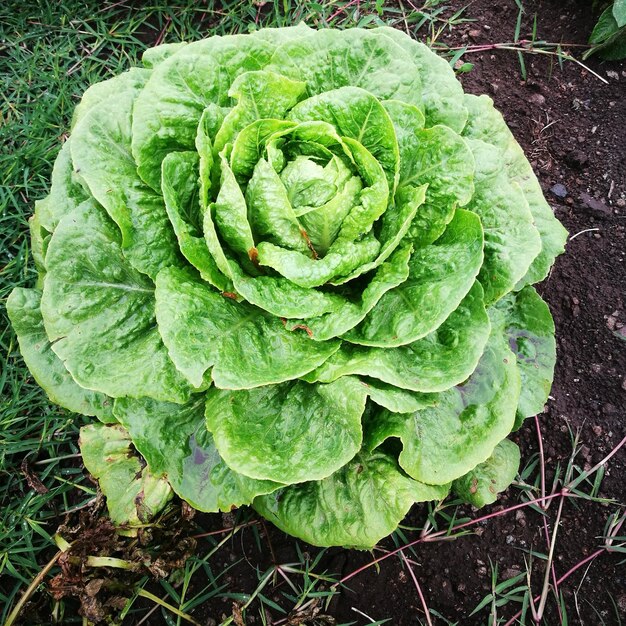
left=8, top=25, right=567, bottom=549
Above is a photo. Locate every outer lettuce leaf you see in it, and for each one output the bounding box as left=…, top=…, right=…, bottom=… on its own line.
left=34, top=139, right=88, bottom=235
left=462, top=94, right=568, bottom=286
left=308, top=281, right=490, bottom=392
left=71, top=68, right=152, bottom=131
left=268, top=29, right=424, bottom=109
left=453, top=439, right=521, bottom=507
left=382, top=99, right=425, bottom=144
left=375, top=26, right=468, bottom=132
left=113, top=397, right=281, bottom=512
left=254, top=451, right=449, bottom=549
left=250, top=23, right=313, bottom=44
left=361, top=379, right=436, bottom=413
left=70, top=72, right=182, bottom=279
left=396, top=124, right=474, bottom=207
left=491, top=286, right=557, bottom=428
left=612, top=1, right=626, bottom=28
left=7, top=288, right=115, bottom=423
left=41, top=200, right=190, bottom=403
left=79, top=423, right=173, bottom=526
left=28, top=211, right=48, bottom=284
left=205, top=378, right=367, bottom=484
left=467, top=139, right=542, bottom=304
left=364, top=332, right=520, bottom=485
left=141, top=42, right=188, bottom=68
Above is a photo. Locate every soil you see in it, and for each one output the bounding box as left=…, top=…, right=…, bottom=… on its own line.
left=15, top=1, right=626, bottom=624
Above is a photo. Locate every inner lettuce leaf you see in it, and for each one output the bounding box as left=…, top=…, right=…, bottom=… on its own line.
left=9, top=25, right=566, bottom=550
left=131, top=35, right=277, bottom=191
left=154, top=266, right=341, bottom=389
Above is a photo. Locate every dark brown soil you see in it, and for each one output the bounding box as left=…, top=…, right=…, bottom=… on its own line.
left=16, top=1, right=626, bottom=625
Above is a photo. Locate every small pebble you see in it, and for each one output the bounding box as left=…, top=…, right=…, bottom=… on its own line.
left=529, top=93, right=545, bottom=106
left=550, top=183, right=568, bottom=198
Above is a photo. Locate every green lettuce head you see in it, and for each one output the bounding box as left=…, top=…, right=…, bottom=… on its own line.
left=7, top=25, right=567, bottom=549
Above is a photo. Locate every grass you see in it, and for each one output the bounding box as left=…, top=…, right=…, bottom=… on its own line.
left=1, top=1, right=624, bottom=625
